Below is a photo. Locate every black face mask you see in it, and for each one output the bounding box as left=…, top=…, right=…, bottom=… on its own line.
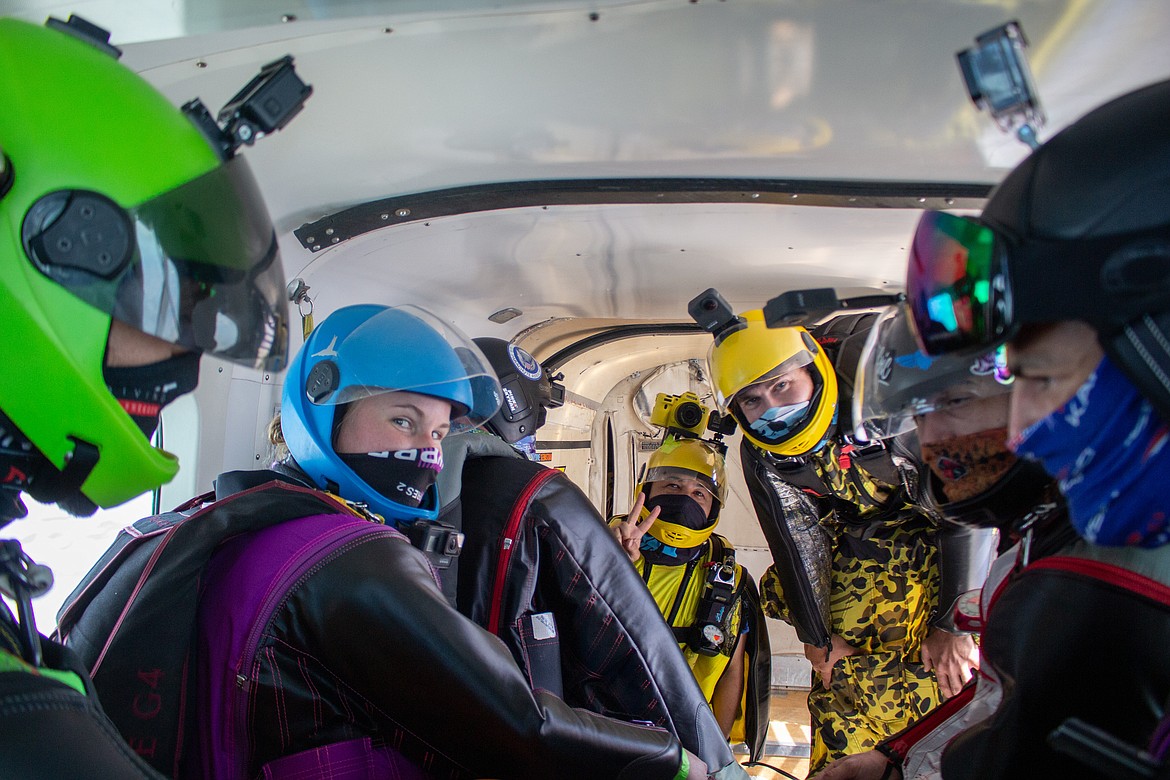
left=338, top=448, right=443, bottom=509
left=103, top=351, right=202, bottom=441
left=638, top=494, right=715, bottom=565
left=645, top=493, right=711, bottom=530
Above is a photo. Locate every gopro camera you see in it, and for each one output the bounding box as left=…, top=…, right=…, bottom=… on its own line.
left=956, top=21, right=1045, bottom=148
left=183, top=55, right=313, bottom=158
left=688, top=288, right=742, bottom=341
left=404, top=520, right=464, bottom=570
left=762, top=288, right=841, bottom=328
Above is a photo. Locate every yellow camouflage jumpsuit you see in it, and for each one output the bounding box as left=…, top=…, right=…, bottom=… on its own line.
left=758, top=440, right=940, bottom=773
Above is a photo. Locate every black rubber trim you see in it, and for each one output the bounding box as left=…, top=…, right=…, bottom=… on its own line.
left=533, top=439, right=592, bottom=450
left=294, top=177, right=993, bottom=251
left=543, top=322, right=704, bottom=372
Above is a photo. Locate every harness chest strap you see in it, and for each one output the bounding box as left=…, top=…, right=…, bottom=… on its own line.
left=644, top=537, right=740, bottom=656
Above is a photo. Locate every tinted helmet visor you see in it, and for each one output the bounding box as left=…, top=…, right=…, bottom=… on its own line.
left=906, top=211, right=1010, bottom=357
left=25, top=156, right=288, bottom=371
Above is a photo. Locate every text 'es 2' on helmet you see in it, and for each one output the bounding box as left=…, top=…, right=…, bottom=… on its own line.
left=280, top=304, right=502, bottom=524
left=904, top=77, right=1170, bottom=420
left=0, top=18, right=290, bottom=509
left=707, top=309, right=837, bottom=456
left=473, top=337, right=565, bottom=444
left=637, top=437, right=728, bottom=550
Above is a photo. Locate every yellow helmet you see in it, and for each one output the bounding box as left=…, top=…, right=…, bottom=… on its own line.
left=637, top=437, right=726, bottom=549
left=707, top=310, right=838, bottom=456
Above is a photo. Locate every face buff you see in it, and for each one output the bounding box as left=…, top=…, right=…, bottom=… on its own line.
left=639, top=493, right=713, bottom=564
left=1010, top=354, right=1170, bottom=547
left=920, top=427, right=1017, bottom=503
left=338, top=447, right=443, bottom=509
left=747, top=401, right=810, bottom=442
left=514, top=434, right=540, bottom=461
left=103, top=351, right=201, bottom=441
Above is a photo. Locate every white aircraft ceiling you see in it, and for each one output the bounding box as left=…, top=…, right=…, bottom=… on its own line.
left=7, top=0, right=1170, bottom=347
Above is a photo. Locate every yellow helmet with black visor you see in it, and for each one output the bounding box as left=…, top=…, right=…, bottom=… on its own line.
left=637, top=437, right=727, bottom=551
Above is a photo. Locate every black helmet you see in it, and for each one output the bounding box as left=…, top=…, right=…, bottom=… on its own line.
left=982, top=78, right=1170, bottom=418
left=906, top=78, right=1170, bottom=419
left=474, top=338, right=564, bottom=444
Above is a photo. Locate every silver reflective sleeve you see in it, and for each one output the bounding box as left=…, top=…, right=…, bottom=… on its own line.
left=741, top=441, right=834, bottom=648
left=931, top=521, right=999, bottom=633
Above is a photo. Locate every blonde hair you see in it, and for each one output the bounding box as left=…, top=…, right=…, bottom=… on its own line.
left=267, top=413, right=290, bottom=464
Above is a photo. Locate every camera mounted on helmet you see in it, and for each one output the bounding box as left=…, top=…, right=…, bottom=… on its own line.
left=956, top=20, right=1045, bottom=150
left=762, top=287, right=904, bottom=330
left=182, top=55, right=312, bottom=160
left=650, top=392, right=736, bottom=444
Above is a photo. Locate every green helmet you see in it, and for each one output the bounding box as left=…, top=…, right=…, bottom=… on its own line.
left=0, top=18, right=289, bottom=510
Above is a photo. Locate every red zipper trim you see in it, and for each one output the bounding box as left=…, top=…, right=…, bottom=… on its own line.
left=487, top=468, right=558, bottom=634
left=885, top=681, right=976, bottom=760
left=1023, top=555, right=1170, bottom=607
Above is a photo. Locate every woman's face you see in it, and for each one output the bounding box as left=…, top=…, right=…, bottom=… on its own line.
left=647, top=477, right=714, bottom=518
left=334, top=390, right=453, bottom=453
left=734, top=367, right=816, bottom=424
left=1006, top=321, right=1104, bottom=440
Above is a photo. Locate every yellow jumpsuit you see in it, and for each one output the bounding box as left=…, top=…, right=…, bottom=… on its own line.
left=631, top=536, right=746, bottom=704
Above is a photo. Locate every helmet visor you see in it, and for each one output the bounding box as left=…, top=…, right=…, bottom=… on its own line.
left=41, top=156, right=288, bottom=371
left=726, top=349, right=817, bottom=438
left=854, top=305, right=1013, bottom=441
left=906, top=211, right=1010, bottom=357
left=321, top=305, right=502, bottom=434
left=644, top=464, right=726, bottom=506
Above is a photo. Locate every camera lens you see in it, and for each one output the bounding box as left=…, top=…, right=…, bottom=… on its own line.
left=675, top=402, right=704, bottom=429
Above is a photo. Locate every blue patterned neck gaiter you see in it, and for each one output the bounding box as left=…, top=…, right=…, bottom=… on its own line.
left=1009, top=354, right=1170, bottom=548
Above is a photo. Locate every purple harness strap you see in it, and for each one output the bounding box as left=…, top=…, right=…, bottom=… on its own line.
left=260, top=737, right=427, bottom=780
left=194, top=512, right=422, bottom=779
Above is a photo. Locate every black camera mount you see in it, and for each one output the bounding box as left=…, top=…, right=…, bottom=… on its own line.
left=182, top=55, right=312, bottom=159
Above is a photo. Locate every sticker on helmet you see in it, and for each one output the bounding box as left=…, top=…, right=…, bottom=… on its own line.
left=508, top=343, right=542, bottom=381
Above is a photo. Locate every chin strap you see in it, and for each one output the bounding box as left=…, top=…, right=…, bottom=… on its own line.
left=25, top=437, right=100, bottom=506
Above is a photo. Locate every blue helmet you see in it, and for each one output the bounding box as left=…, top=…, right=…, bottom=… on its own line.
left=281, top=304, right=501, bottom=523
